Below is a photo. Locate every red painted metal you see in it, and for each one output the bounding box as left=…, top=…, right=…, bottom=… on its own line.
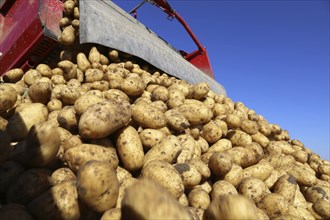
left=0, top=0, right=62, bottom=76
left=149, top=0, right=214, bottom=78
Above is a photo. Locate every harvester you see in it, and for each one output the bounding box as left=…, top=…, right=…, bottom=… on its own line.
left=0, top=0, right=226, bottom=94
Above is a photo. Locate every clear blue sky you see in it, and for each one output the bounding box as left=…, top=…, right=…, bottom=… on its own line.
left=114, top=0, right=329, bottom=160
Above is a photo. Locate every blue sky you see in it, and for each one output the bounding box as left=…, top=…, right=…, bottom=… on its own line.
left=114, top=0, right=329, bottom=160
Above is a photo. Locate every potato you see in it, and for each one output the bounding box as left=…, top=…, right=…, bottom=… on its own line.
left=36, top=64, right=52, bottom=78
left=50, top=167, right=76, bottom=186
left=257, top=193, right=289, bottom=218
left=2, top=68, right=24, bottom=83
left=120, top=75, right=145, bottom=96
left=0, top=84, right=17, bottom=113
left=27, top=82, right=51, bottom=104
left=165, top=109, right=190, bottom=131
left=286, top=205, right=314, bottom=220
left=177, top=134, right=196, bottom=163
left=79, top=99, right=131, bottom=139
left=188, top=159, right=211, bottom=180
left=318, top=163, right=330, bottom=175
left=238, top=177, right=270, bottom=203
left=287, top=164, right=317, bottom=186
left=151, top=85, right=169, bottom=102
left=10, top=122, right=60, bottom=167
left=303, top=186, right=329, bottom=203
left=178, top=101, right=213, bottom=125
left=225, top=146, right=256, bottom=168
left=57, top=106, right=78, bottom=132
left=0, top=204, right=34, bottom=220
left=116, top=126, right=144, bottom=172
left=188, top=188, right=210, bottom=210
left=77, top=52, right=90, bottom=72
left=116, top=166, right=132, bottom=183
left=273, top=175, right=298, bottom=204
left=143, top=135, right=182, bottom=166
left=141, top=160, right=184, bottom=199
left=121, top=178, right=190, bottom=220
left=103, top=89, right=130, bottom=102
left=251, top=132, right=270, bottom=147
left=115, top=177, right=138, bottom=208
left=101, top=208, right=121, bottom=220
left=200, top=120, right=222, bottom=144
left=240, top=119, right=259, bottom=135
left=264, top=169, right=281, bottom=189
left=90, top=81, right=109, bottom=92
left=208, top=138, right=232, bottom=154
left=223, top=163, right=244, bottom=187
left=205, top=194, right=258, bottom=220
left=210, top=180, right=238, bottom=200
left=224, top=114, right=241, bottom=129
left=227, top=129, right=252, bottom=147
left=23, top=69, right=41, bottom=86
left=312, top=198, right=330, bottom=219
left=209, top=152, right=233, bottom=177
left=174, top=163, right=201, bottom=189
left=196, top=136, right=210, bottom=153
left=61, top=86, right=80, bottom=105
left=191, top=82, right=209, bottom=100
left=64, top=144, right=119, bottom=172
left=242, top=159, right=273, bottom=181
left=0, top=116, right=8, bottom=131
left=27, top=181, right=80, bottom=220
left=58, top=60, right=77, bottom=81
left=59, top=25, right=75, bottom=45
left=6, top=168, right=51, bottom=204
left=132, top=103, right=166, bottom=129
left=88, top=47, right=101, bottom=64
left=0, top=160, right=25, bottom=193
left=77, top=160, right=119, bottom=212
left=74, top=94, right=104, bottom=115
left=139, top=128, right=166, bottom=149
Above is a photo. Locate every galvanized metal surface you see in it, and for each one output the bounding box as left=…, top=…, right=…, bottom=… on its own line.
left=79, top=0, right=226, bottom=95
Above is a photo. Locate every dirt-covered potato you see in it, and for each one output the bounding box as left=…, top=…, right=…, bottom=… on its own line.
left=27, top=181, right=80, bottom=220
left=101, top=208, right=121, bottom=220
left=79, top=99, right=131, bottom=139
left=132, top=103, right=166, bottom=129
left=23, top=69, right=41, bottom=86
left=50, top=167, right=76, bottom=186
left=188, top=188, right=210, bottom=210
left=77, top=160, right=119, bottom=212
left=10, top=122, right=60, bottom=167
left=165, top=109, right=190, bottom=131
left=0, top=84, right=17, bottom=113
left=238, top=177, right=270, bottom=203
left=142, top=160, right=184, bottom=199
left=205, top=194, right=258, bottom=220
left=177, top=100, right=213, bottom=126
left=121, top=178, right=190, bottom=220
left=273, top=175, right=298, bottom=204
left=200, top=120, right=222, bottom=144
left=242, top=159, right=273, bottom=181
left=116, top=126, right=144, bottom=172
left=257, top=193, right=289, bottom=218
left=139, top=128, right=166, bottom=149
left=223, top=163, right=244, bottom=187
left=143, top=135, right=182, bottom=166
left=174, top=163, right=201, bottom=189
left=58, top=60, right=77, bottom=81
left=2, top=68, right=24, bottom=83
left=57, top=106, right=78, bottom=132
left=59, top=25, right=75, bottom=45
left=64, top=144, right=119, bottom=172
left=210, top=180, right=238, bottom=200
left=191, top=82, right=209, bottom=100
left=209, top=152, right=233, bottom=177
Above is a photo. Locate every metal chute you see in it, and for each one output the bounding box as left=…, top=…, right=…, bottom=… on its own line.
left=79, top=0, right=226, bottom=95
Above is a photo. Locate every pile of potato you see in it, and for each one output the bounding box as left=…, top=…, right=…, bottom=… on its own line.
left=0, top=0, right=330, bottom=219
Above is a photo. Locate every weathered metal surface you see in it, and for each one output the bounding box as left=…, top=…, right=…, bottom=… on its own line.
left=79, top=0, right=226, bottom=95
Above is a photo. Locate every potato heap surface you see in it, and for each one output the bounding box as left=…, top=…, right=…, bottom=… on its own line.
left=0, top=0, right=329, bottom=219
